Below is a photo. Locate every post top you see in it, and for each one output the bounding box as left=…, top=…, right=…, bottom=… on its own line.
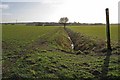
left=106, top=8, right=109, bottom=11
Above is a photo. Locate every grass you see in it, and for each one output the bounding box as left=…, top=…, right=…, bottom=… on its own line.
left=14, top=51, right=102, bottom=79
left=2, top=24, right=58, bottom=56
left=3, top=24, right=58, bottom=41
left=2, top=24, right=119, bottom=79
left=68, top=25, right=118, bottom=42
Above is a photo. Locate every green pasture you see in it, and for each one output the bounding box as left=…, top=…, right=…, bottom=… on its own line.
left=2, top=24, right=119, bottom=79
left=2, top=25, right=58, bottom=42
left=68, top=25, right=118, bottom=42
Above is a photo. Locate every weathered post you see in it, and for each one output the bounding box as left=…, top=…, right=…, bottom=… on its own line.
left=105, top=8, right=112, bottom=50
left=100, top=8, right=112, bottom=80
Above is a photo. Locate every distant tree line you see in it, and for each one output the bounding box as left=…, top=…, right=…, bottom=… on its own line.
left=2, top=22, right=118, bottom=26
left=26, top=22, right=62, bottom=26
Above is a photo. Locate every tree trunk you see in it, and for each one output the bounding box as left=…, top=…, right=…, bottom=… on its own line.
left=64, top=23, right=66, bottom=28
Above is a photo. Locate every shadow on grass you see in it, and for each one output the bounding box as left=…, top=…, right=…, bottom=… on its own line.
left=100, top=49, right=112, bottom=80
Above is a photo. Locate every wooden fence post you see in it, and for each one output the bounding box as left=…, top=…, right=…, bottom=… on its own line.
left=105, top=8, right=112, bottom=50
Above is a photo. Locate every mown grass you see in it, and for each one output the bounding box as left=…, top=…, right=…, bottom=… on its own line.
left=68, top=25, right=118, bottom=42
left=2, top=24, right=119, bottom=79
left=2, top=24, right=60, bottom=79
left=2, top=24, right=58, bottom=55
left=3, top=24, right=58, bottom=41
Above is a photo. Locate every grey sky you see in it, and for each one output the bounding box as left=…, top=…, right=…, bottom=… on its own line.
left=1, top=0, right=119, bottom=23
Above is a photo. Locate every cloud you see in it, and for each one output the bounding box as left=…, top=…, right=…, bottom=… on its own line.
left=0, top=4, right=9, bottom=9
left=40, top=0, right=64, bottom=5
left=2, top=13, right=12, bottom=16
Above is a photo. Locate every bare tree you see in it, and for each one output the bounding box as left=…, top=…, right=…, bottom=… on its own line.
left=59, top=17, right=69, bottom=28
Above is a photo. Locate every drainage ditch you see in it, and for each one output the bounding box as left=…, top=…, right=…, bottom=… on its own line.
left=64, top=28, right=107, bottom=54
left=67, top=36, right=74, bottom=50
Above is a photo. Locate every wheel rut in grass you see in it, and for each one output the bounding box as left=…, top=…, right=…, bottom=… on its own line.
left=3, top=26, right=120, bottom=79
left=19, top=27, right=108, bottom=55
left=23, top=26, right=118, bottom=55
left=19, top=27, right=74, bottom=55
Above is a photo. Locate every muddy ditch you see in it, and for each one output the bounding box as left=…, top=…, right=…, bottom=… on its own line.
left=64, top=28, right=108, bottom=54
left=4, top=27, right=118, bottom=56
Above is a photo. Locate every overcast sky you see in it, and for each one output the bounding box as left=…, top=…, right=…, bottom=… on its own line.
left=0, top=0, right=119, bottom=23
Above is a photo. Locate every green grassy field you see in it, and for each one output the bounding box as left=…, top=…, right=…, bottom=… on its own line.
left=3, top=25, right=58, bottom=41
left=2, top=24, right=119, bottom=79
left=68, top=25, right=118, bottom=42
